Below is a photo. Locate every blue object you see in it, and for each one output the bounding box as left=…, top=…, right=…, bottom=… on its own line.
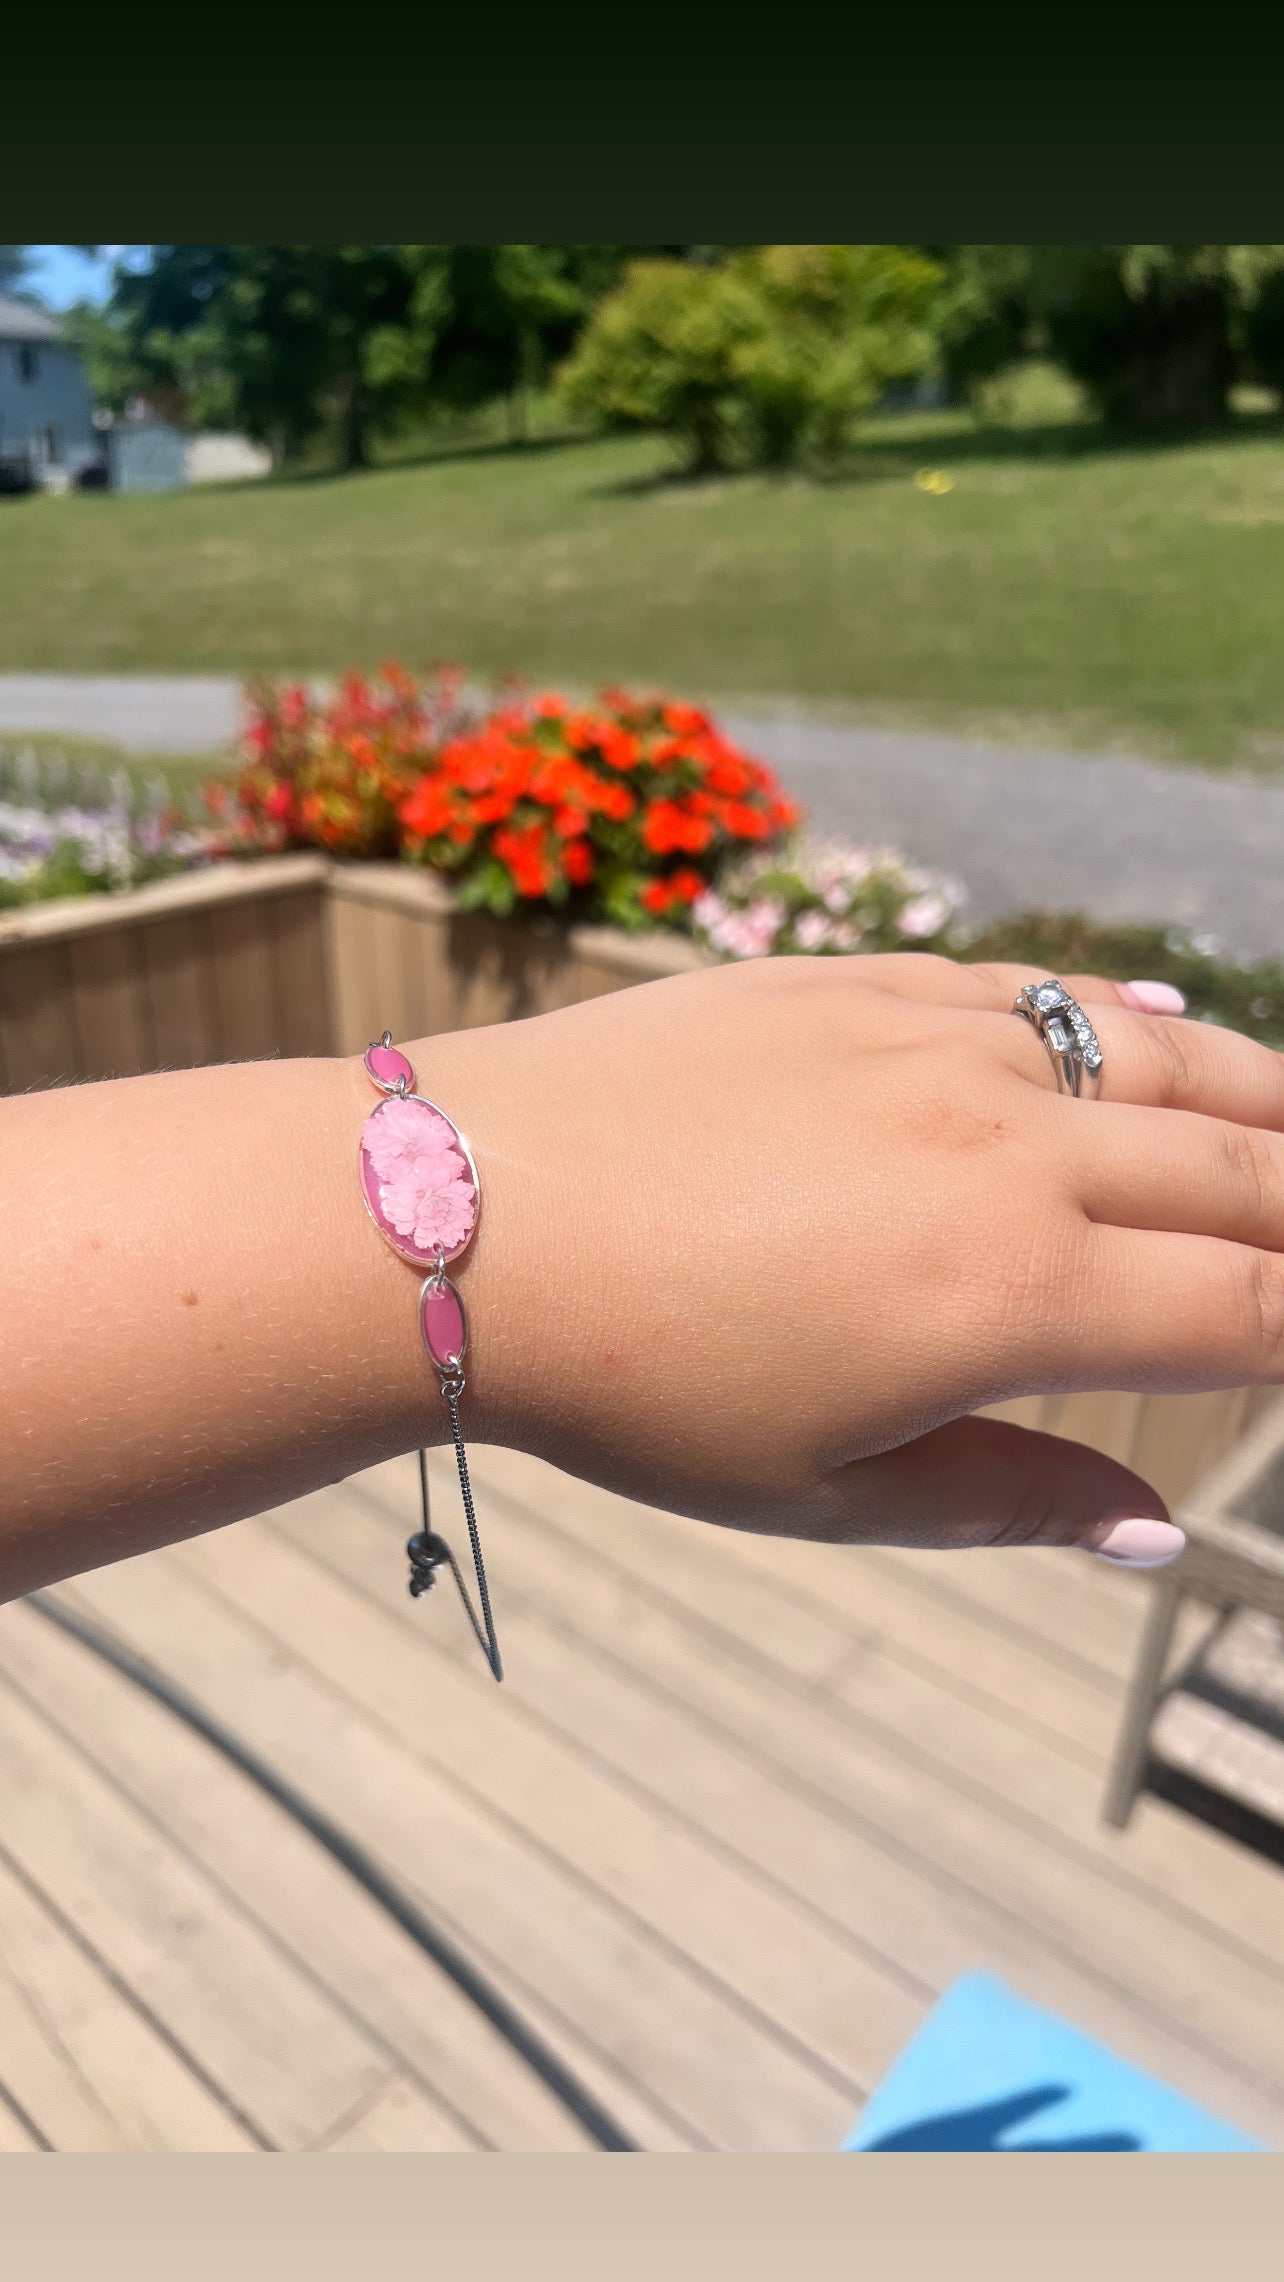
left=843, top=1972, right=1265, bottom=2152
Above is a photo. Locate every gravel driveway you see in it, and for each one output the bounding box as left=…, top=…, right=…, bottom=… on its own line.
left=722, top=714, right=1284, bottom=961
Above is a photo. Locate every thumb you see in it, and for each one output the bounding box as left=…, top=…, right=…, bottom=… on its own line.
left=833, top=1415, right=1186, bottom=1567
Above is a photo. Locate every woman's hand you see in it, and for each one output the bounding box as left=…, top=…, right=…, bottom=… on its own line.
left=438, top=954, right=1284, bottom=1566
left=6, top=951, right=1281, bottom=1599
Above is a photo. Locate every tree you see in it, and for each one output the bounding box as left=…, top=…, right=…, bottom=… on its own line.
left=0, top=246, right=31, bottom=293
left=103, top=245, right=447, bottom=470
left=398, top=245, right=680, bottom=440
left=932, top=245, right=1033, bottom=401
left=1231, top=250, right=1284, bottom=400
left=937, top=245, right=1284, bottom=427
left=559, top=246, right=944, bottom=472
left=82, top=245, right=667, bottom=469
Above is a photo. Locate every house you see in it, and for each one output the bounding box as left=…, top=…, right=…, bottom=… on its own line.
left=0, top=295, right=271, bottom=496
left=0, top=295, right=100, bottom=490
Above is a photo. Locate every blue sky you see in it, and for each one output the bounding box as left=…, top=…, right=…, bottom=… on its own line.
left=22, top=246, right=142, bottom=309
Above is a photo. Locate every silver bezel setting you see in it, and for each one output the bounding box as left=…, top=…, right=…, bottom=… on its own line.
left=358, top=1087, right=482, bottom=1268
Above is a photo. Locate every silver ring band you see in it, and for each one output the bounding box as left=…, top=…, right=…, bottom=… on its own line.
left=1012, top=980, right=1103, bottom=1099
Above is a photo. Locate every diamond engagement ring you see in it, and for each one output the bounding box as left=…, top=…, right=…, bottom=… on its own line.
left=1012, top=979, right=1103, bottom=1099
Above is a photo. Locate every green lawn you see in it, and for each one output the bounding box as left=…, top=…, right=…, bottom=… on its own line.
left=5, top=409, right=1284, bottom=771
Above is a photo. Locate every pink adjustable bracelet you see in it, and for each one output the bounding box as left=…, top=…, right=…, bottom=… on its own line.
left=360, top=1030, right=502, bottom=1681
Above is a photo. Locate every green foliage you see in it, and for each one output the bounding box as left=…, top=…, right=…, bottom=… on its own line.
left=559, top=259, right=762, bottom=472
left=0, top=245, right=32, bottom=292
left=426, top=246, right=662, bottom=433
left=938, top=246, right=1284, bottom=428
left=934, top=245, right=1032, bottom=399
left=102, top=246, right=444, bottom=470
left=1240, top=259, right=1284, bottom=397
left=80, top=245, right=668, bottom=471
left=961, top=912, right=1284, bottom=1049
left=559, top=246, right=943, bottom=472
left=968, top=358, right=1088, bottom=430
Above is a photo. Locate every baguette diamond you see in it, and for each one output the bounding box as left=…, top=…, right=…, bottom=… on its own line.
left=1013, top=980, right=1103, bottom=1096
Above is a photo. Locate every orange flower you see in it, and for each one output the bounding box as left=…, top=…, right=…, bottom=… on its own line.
left=592, top=779, right=635, bottom=823
left=642, top=799, right=715, bottom=856
left=494, top=823, right=553, bottom=899
left=400, top=778, right=455, bottom=840
left=529, top=753, right=580, bottom=808
left=563, top=712, right=600, bottom=753
left=705, top=750, right=754, bottom=797
left=214, top=664, right=801, bottom=912
left=648, top=736, right=686, bottom=770
left=597, top=724, right=640, bottom=772
left=715, top=799, right=771, bottom=841
left=663, top=701, right=710, bottom=738
left=563, top=838, right=594, bottom=886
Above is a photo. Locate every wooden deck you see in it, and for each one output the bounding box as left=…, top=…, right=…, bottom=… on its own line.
left=1, top=1445, right=1283, bottom=2153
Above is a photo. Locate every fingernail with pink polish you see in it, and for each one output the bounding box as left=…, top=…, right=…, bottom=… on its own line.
left=1081, top=1518, right=1186, bottom=1568
left=1118, top=980, right=1186, bottom=1016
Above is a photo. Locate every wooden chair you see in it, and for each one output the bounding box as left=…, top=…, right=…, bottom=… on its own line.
left=1104, top=1395, right=1284, bottom=1833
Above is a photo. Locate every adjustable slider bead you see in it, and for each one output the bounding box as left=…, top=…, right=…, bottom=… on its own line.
left=407, top=1528, right=451, bottom=1597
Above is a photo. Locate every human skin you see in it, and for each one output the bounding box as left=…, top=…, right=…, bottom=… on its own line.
left=3, top=952, right=1283, bottom=1603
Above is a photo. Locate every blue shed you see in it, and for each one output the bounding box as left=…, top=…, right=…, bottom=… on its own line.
left=107, top=418, right=188, bottom=493
left=0, top=295, right=100, bottom=490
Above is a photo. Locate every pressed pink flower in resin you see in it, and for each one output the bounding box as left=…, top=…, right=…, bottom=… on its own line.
left=359, top=1093, right=477, bottom=1265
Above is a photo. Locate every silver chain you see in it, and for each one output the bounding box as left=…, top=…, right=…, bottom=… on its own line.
left=407, top=1374, right=503, bottom=1682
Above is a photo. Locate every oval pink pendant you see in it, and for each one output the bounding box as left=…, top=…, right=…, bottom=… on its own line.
left=421, top=1276, right=467, bottom=1370
left=358, top=1093, right=478, bottom=1267
left=365, top=1041, right=416, bottom=1093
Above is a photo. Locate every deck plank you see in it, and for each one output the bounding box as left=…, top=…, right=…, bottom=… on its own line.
left=0, top=1602, right=611, bottom=2153
left=168, top=1523, right=926, bottom=2090
left=272, top=1474, right=1284, bottom=2143
left=0, top=2095, right=43, bottom=2152
left=0, top=1850, right=251, bottom=2151
left=0, top=1665, right=388, bottom=2150
left=460, top=1451, right=1284, bottom=1983
left=399, top=1442, right=1284, bottom=2135
left=53, top=1550, right=851, bottom=2152
left=3, top=1437, right=1283, bottom=2151
left=317, top=2073, right=480, bottom=2153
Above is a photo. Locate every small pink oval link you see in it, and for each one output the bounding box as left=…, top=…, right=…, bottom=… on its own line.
left=421, top=1277, right=467, bottom=1370
left=365, top=1041, right=416, bottom=1092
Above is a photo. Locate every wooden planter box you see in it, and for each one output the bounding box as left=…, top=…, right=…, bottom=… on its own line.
left=0, top=855, right=1269, bottom=1511
left=0, top=855, right=705, bottom=1091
